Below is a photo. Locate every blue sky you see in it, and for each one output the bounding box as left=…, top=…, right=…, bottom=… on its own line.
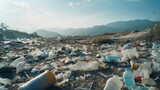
left=0, top=0, right=160, bottom=33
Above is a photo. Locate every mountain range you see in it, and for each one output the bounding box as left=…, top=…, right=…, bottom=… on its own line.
left=39, top=19, right=159, bottom=36
left=35, top=29, right=61, bottom=38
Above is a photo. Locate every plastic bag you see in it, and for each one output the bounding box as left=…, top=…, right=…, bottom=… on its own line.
left=0, top=78, right=11, bottom=86
left=48, top=50, right=56, bottom=59
left=69, top=61, right=99, bottom=71
left=31, top=48, right=43, bottom=57
left=16, top=62, right=31, bottom=73
left=10, top=56, right=25, bottom=67
left=104, top=75, right=123, bottom=90
left=151, top=50, right=160, bottom=58
left=136, top=62, right=152, bottom=78
left=110, top=50, right=122, bottom=58
left=121, top=48, right=138, bottom=59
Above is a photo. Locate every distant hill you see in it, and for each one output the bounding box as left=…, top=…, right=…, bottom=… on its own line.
left=0, top=29, right=40, bottom=40
left=43, top=19, right=159, bottom=36
left=35, top=29, right=61, bottom=38
left=107, top=19, right=155, bottom=31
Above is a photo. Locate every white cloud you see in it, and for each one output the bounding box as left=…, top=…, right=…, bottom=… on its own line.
left=11, top=2, right=31, bottom=11
left=68, top=0, right=93, bottom=7
left=87, top=0, right=91, bottom=2
left=68, top=1, right=74, bottom=7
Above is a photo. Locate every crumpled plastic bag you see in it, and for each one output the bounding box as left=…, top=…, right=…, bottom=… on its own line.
left=16, top=62, right=31, bottom=73
left=48, top=50, right=57, bottom=59
left=0, top=78, right=11, bottom=86
left=110, top=50, right=122, bottom=58
left=6, top=51, right=15, bottom=58
left=152, top=60, right=160, bottom=72
left=136, top=62, right=152, bottom=78
left=31, top=48, right=43, bottom=57
left=121, top=48, right=139, bottom=59
left=69, top=61, right=99, bottom=71
left=10, top=56, right=25, bottom=67
left=104, top=75, right=123, bottom=90
left=152, top=50, right=160, bottom=58
left=56, top=71, right=72, bottom=80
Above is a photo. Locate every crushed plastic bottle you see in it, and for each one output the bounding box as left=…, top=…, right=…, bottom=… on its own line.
left=103, top=75, right=123, bottom=90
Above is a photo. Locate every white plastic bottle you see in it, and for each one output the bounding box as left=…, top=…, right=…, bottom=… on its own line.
left=123, top=68, right=135, bottom=89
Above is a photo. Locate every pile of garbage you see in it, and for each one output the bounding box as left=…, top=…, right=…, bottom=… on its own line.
left=0, top=38, right=160, bottom=90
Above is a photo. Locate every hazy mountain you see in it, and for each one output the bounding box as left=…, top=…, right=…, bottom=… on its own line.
left=35, top=29, right=61, bottom=38
left=107, top=19, right=155, bottom=31
left=0, top=29, right=40, bottom=39
left=39, top=19, right=159, bottom=36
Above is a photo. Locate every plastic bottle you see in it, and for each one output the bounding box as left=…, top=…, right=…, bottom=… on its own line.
left=18, top=70, right=56, bottom=90
left=123, top=68, right=135, bottom=89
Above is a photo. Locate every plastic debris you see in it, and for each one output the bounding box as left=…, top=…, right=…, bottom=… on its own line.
left=103, top=55, right=120, bottom=63
left=16, top=62, right=31, bottom=73
left=104, top=75, right=123, bottom=90
left=69, top=61, right=99, bottom=71
left=31, top=48, right=43, bottom=57
left=0, top=86, right=7, bottom=90
left=152, top=43, right=158, bottom=49
left=136, top=62, right=152, bottom=78
left=123, top=68, right=135, bottom=88
left=18, top=70, right=56, bottom=90
left=124, top=43, right=132, bottom=49
left=141, top=78, right=157, bottom=86
left=39, top=64, right=52, bottom=73
left=152, top=50, right=160, bottom=57
left=10, top=56, right=25, bottom=67
left=0, top=78, right=11, bottom=86
left=121, top=48, right=139, bottom=59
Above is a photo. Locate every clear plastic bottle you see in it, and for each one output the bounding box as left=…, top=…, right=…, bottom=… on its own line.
left=123, top=68, right=135, bottom=89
